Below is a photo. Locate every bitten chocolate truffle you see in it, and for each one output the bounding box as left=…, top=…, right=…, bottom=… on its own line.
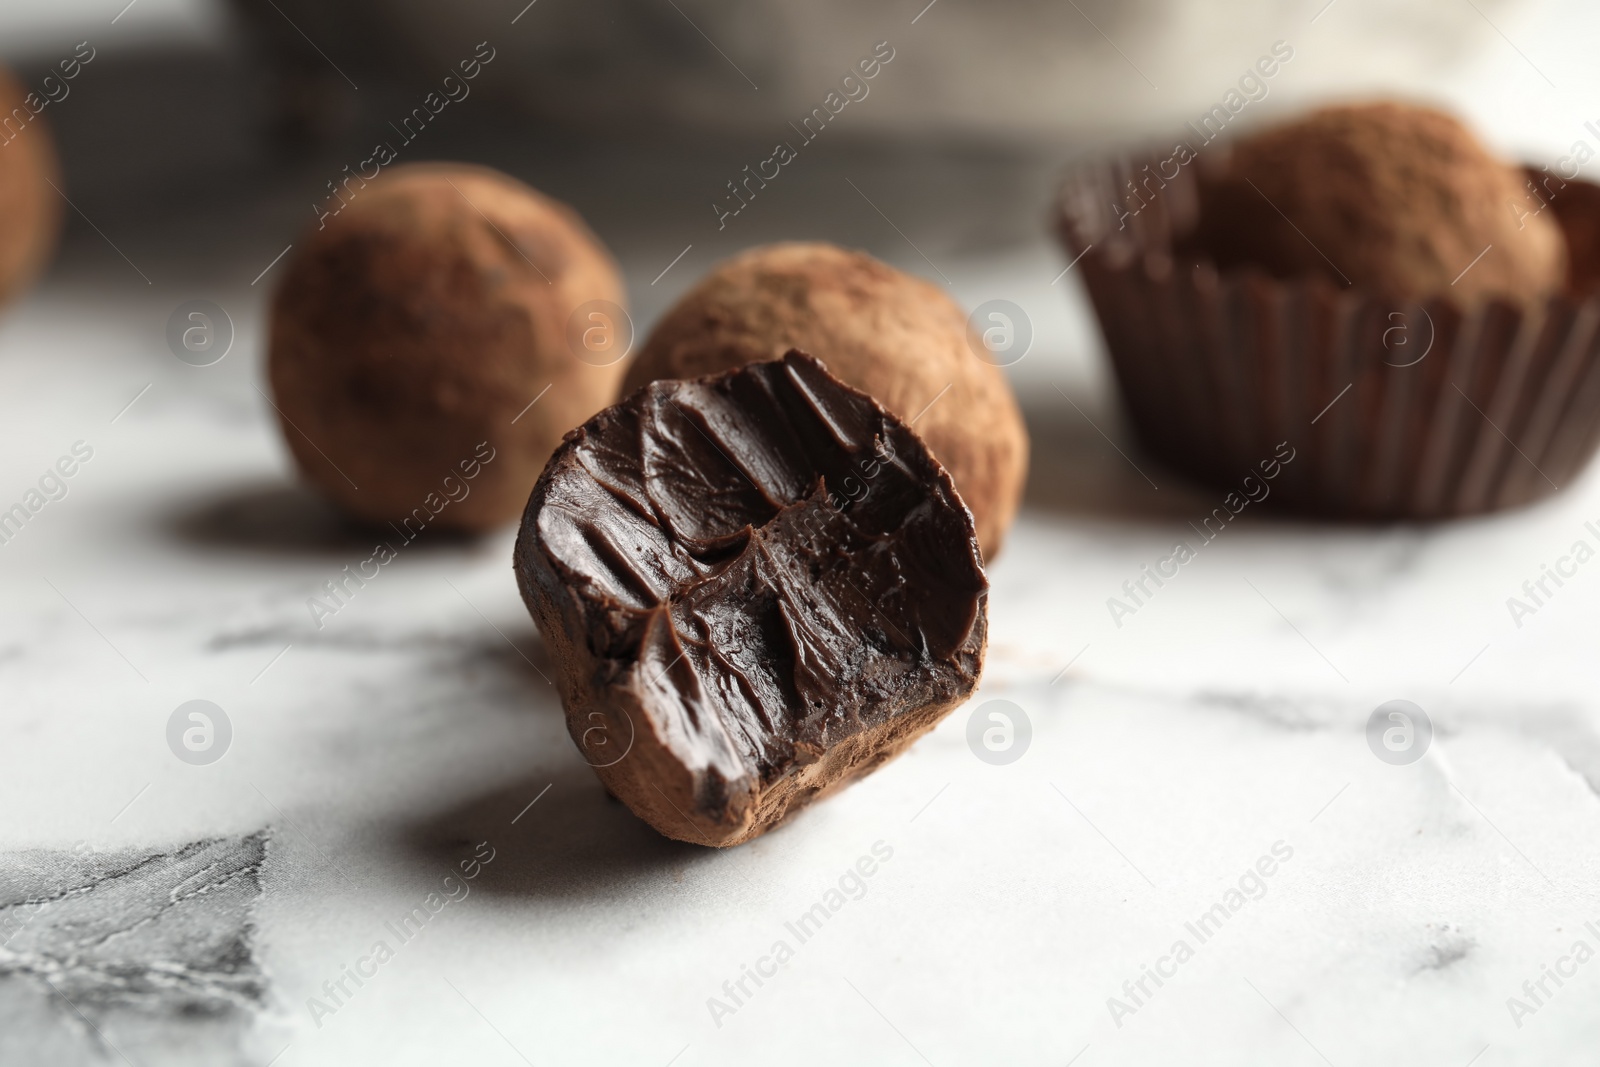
left=621, top=242, right=1028, bottom=560
left=1191, top=101, right=1567, bottom=304
left=0, top=67, right=62, bottom=308
left=516, top=352, right=988, bottom=847
left=269, top=162, right=626, bottom=531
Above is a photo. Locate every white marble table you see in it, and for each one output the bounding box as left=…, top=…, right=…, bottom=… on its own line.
left=5, top=3, right=1600, bottom=1062
left=4, top=224, right=1599, bottom=1067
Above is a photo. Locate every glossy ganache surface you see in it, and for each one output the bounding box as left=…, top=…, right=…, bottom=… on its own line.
left=515, top=351, right=988, bottom=846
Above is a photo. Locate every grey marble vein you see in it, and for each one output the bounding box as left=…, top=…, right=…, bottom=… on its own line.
left=0, top=832, right=272, bottom=1067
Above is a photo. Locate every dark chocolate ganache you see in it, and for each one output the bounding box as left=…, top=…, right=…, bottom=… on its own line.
left=514, top=350, right=987, bottom=845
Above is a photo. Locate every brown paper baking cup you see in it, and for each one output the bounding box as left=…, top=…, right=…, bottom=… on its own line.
left=1056, top=158, right=1600, bottom=519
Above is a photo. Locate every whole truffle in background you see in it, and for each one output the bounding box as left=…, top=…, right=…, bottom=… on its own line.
left=621, top=242, right=1028, bottom=560
left=0, top=67, right=63, bottom=309
left=269, top=163, right=627, bottom=531
left=517, top=352, right=987, bottom=847
left=1192, top=101, right=1567, bottom=304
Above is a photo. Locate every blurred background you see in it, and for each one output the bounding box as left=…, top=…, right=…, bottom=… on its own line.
left=4, top=0, right=1598, bottom=512
left=4, top=0, right=1598, bottom=381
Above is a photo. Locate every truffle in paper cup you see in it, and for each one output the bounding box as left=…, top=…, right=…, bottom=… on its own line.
left=1056, top=147, right=1600, bottom=520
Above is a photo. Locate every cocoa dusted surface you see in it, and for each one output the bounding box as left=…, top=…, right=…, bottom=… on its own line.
left=620, top=242, right=1029, bottom=562
left=515, top=351, right=987, bottom=847
left=1187, top=101, right=1567, bottom=305
left=0, top=67, right=61, bottom=309
left=268, top=162, right=626, bottom=532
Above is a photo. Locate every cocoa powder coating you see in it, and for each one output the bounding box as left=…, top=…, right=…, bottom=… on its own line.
left=620, top=243, right=1028, bottom=560
left=269, top=163, right=627, bottom=530
left=1191, top=101, right=1567, bottom=304
left=0, top=67, right=62, bottom=309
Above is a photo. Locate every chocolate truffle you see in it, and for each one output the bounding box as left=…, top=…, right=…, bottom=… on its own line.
left=269, top=163, right=627, bottom=531
left=0, top=67, right=62, bottom=308
left=1192, top=101, right=1566, bottom=304
left=516, top=352, right=988, bottom=847
left=621, top=242, right=1028, bottom=560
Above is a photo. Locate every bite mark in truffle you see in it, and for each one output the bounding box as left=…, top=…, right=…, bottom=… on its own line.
left=515, top=351, right=987, bottom=846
